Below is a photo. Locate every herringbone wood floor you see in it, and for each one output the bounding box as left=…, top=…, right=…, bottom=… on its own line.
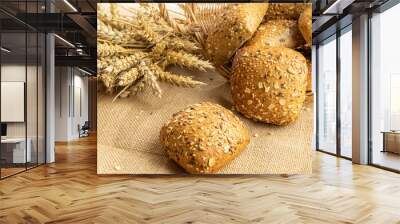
left=1, top=134, right=400, bottom=224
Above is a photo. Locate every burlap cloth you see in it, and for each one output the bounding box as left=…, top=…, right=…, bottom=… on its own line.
left=98, top=67, right=313, bottom=174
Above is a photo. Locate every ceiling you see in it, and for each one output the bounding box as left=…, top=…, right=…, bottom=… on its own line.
left=0, top=0, right=97, bottom=74
left=312, top=0, right=392, bottom=44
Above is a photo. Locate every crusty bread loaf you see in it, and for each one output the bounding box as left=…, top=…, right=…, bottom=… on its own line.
left=298, top=6, right=312, bottom=45
left=264, top=3, right=309, bottom=21
left=246, top=20, right=305, bottom=49
left=205, top=3, right=269, bottom=66
left=231, top=46, right=308, bottom=125
left=160, top=102, right=250, bottom=174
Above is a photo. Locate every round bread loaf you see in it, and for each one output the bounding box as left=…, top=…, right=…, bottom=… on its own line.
left=205, top=3, right=269, bottom=66
left=298, top=7, right=312, bottom=45
left=160, top=102, right=250, bottom=174
left=264, top=3, right=309, bottom=20
left=231, top=46, right=308, bottom=125
left=246, top=20, right=305, bottom=49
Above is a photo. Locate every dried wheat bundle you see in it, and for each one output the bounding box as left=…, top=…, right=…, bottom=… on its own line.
left=97, top=3, right=212, bottom=100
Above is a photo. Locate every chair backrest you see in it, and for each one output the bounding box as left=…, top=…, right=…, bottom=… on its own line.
left=82, top=121, right=90, bottom=129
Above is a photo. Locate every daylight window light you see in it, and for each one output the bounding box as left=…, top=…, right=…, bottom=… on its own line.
left=322, top=0, right=354, bottom=15
left=78, top=68, right=92, bottom=76
left=1, top=47, right=11, bottom=53
left=54, top=34, right=75, bottom=48
left=63, top=0, right=78, bottom=12
left=322, top=0, right=341, bottom=14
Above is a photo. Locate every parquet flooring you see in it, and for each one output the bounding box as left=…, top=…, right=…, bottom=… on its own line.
left=1, top=134, right=400, bottom=223
left=1, top=167, right=26, bottom=178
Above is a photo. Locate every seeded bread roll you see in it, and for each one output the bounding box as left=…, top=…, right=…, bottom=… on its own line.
left=298, top=6, right=312, bottom=45
left=231, top=46, right=308, bottom=125
left=246, top=20, right=305, bottom=49
left=160, top=102, right=250, bottom=174
left=264, top=3, right=309, bottom=20
left=205, top=3, right=269, bottom=66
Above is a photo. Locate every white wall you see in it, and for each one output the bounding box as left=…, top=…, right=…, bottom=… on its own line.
left=54, top=66, right=89, bottom=141
left=72, top=73, right=89, bottom=138
left=1, top=64, right=42, bottom=138
left=55, top=66, right=70, bottom=141
left=1, top=64, right=26, bottom=138
left=1, top=63, right=46, bottom=163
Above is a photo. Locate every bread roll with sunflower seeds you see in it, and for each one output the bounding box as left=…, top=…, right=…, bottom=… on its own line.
left=231, top=46, right=308, bottom=125
left=264, top=3, right=309, bottom=20
left=246, top=20, right=305, bottom=49
left=160, top=102, right=250, bottom=174
left=205, top=3, right=269, bottom=66
left=298, top=7, right=312, bottom=45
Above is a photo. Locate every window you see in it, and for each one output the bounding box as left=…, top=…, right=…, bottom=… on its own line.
left=339, top=27, right=352, bottom=158
left=370, top=2, right=400, bottom=171
left=0, top=1, right=46, bottom=179
left=317, top=36, right=337, bottom=154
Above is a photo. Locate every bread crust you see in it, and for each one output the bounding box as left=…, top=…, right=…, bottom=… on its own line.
left=231, top=46, right=307, bottom=125
left=298, top=6, right=312, bottom=45
left=264, top=3, right=309, bottom=21
left=246, top=20, right=305, bottom=49
left=160, top=102, right=250, bottom=174
left=205, top=3, right=269, bottom=66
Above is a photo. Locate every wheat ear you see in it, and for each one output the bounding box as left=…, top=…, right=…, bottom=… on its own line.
left=103, top=53, right=146, bottom=76
left=166, top=50, right=213, bottom=71
left=151, top=65, right=206, bottom=87
left=165, top=37, right=199, bottom=52
left=97, top=59, right=109, bottom=71
left=151, top=42, right=167, bottom=60
left=98, top=20, right=136, bottom=45
left=129, top=77, right=146, bottom=96
left=117, top=67, right=141, bottom=86
left=135, top=15, right=160, bottom=44
left=138, top=61, right=162, bottom=98
left=98, top=43, right=133, bottom=57
left=118, top=76, right=146, bottom=99
left=98, top=72, right=115, bottom=89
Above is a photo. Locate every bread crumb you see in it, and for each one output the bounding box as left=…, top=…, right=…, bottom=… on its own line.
left=253, top=133, right=259, bottom=137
